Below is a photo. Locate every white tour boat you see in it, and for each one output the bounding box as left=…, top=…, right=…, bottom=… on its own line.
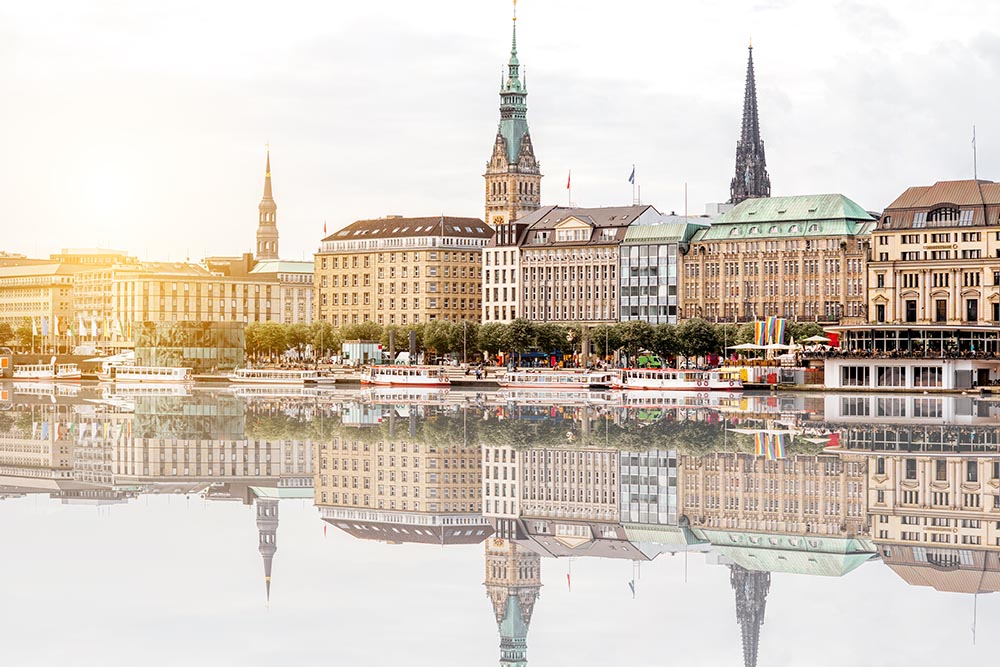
left=97, top=364, right=193, bottom=383
left=361, top=365, right=451, bottom=387
left=498, top=369, right=616, bottom=390
left=612, top=368, right=743, bottom=391
left=12, top=357, right=81, bottom=381
left=227, top=368, right=335, bottom=385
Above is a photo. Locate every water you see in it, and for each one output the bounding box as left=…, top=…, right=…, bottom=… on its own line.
left=1, top=383, right=998, bottom=666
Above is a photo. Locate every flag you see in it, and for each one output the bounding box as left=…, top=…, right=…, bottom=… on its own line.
left=628, top=580, right=635, bottom=597
left=628, top=165, right=635, bottom=184
left=32, top=318, right=38, bottom=337
left=41, top=316, right=49, bottom=337
left=754, top=321, right=767, bottom=346
left=323, top=221, right=327, bottom=235
left=91, top=318, right=98, bottom=338
left=567, top=572, right=571, bottom=592
left=79, top=317, right=86, bottom=339
left=566, top=170, right=571, bottom=190
left=55, top=316, right=61, bottom=335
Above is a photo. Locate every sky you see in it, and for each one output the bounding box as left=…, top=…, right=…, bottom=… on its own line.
left=4, top=0, right=1000, bottom=261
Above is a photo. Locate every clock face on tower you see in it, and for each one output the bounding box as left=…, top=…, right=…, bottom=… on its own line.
left=492, top=215, right=505, bottom=226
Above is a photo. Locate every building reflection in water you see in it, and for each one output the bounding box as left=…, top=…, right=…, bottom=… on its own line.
left=3, top=385, right=1000, bottom=661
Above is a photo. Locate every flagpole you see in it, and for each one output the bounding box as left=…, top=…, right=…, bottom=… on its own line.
left=973, top=125, right=978, bottom=180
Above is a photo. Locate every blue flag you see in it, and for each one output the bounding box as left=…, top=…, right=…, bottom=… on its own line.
left=628, top=166, right=635, bottom=184
left=41, top=316, right=49, bottom=337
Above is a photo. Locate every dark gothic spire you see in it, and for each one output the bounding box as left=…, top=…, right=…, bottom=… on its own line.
left=730, top=565, right=770, bottom=667
left=729, top=43, right=771, bottom=204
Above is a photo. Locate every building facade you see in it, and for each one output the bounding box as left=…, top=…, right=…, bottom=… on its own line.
left=619, top=217, right=707, bottom=325
left=513, top=205, right=661, bottom=324
left=248, top=260, right=314, bottom=324
left=683, top=194, right=874, bottom=323
left=678, top=452, right=868, bottom=537
left=482, top=222, right=529, bottom=323
left=484, top=6, right=541, bottom=228
left=315, top=216, right=490, bottom=327
left=867, top=179, right=1000, bottom=325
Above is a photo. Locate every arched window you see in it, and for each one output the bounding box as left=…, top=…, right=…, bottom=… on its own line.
left=928, top=207, right=960, bottom=223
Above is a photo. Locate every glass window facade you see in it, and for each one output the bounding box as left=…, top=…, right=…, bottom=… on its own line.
left=135, top=321, right=245, bottom=373
left=619, top=243, right=678, bottom=324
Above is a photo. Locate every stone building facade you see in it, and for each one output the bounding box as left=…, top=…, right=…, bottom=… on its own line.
left=682, top=194, right=874, bottom=323
left=315, top=216, right=490, bottom=327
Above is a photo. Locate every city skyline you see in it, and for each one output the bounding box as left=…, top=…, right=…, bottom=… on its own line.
left=5, top=1, right=1000, bottom=260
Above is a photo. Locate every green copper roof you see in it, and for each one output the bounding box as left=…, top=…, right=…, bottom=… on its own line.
left=497, top=13, right=530, bottom=165
left=249, top=260, right=314, bottom=274
left=698, top=529, right=877, bottom=577
left=623, top=219, right=709, bottom=244
left=695, top=194, right=874, bottom=241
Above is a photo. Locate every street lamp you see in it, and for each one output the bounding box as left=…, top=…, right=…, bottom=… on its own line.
left=462, top=320, right=467, bottom=365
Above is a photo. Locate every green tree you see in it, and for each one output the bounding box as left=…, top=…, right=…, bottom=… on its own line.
left=14, top=318, right=32, bottom=350
left=449, top=320, right=479, bottom=362
left=423, top=320, right=457, bottom=355
left=617, top=321, right=654, bottom=360
left=649, top=323, right=678, bottom=360
left=311, top=321, right=340, bottom=358
left=341, top=321, right=383, bottom=342
left=590, top=324, right=622, bottom=357
left=257, top=321, right=289, bottom=358
left=534, top=323, right=566, bottom=355
left=244, top=322, right=262, bottom=360
left=788, top=320, right=823, bottom=343
left=676, top=318, right=717, bottom=360
left=0, top=322, right=14, bottom=347
left=286, top=323, right=312, bottom=358
left=714, top=323, right=740, bottom=353
left=476, top=322, right=506, bottom=356
left=505, top=318, right=536, bottom=355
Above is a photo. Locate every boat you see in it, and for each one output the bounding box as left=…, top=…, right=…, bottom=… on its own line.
left=616, top=389, right=743, bottom=409
left=227, top=368, right=335, bottom=385
left=359, top=386, right=452, bottom=405
left=97, top=364, right=193, bottom=383
left=361, top=365, right=451, bottom=387
left=494, top=388, right=614, bottom=406
left=12, top=357, right=81, bottom=381
left=497, top=369, right=616, bottom=390
left=611, top=368, right=743, bottom=391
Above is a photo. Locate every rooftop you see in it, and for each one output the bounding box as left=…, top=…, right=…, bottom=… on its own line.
left=695, top=194, right=874, bottom=240
left=518, top=204, right=657, bottom=230
left=249, top=260, right=315, bottom=274
left=322, top=216, right=490, bottom=243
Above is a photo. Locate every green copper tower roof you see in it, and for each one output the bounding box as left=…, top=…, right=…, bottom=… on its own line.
left=497, top=3, right=530, bottom=166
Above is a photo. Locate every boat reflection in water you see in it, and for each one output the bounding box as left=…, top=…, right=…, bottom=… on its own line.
left=1, top=385, right=999, bottom=663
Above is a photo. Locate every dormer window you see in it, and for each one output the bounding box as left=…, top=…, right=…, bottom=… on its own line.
left=789, top=224, right=800, bottom=233
left=729, top=228, right=741, bottom=236
left=768, top=225, right=779, bottom=234
left=749, top=226, right=760, bottom=234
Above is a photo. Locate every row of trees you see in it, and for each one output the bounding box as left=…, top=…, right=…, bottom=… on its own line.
left=244, top=318, right=827, bottom=362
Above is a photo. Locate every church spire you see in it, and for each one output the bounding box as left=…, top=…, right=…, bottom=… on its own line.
left=256, top=147, right=279, bottom=260
left=484, top=540, right=541, bottom=667
left=484, top=0, right=541, bottom=228
left=729, top=43, right=771, bottom=204
left=256, top=498, right=279, bottom=604
left=730, top=565, right=770, bottom=667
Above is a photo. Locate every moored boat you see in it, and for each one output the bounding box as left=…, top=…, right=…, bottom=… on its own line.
left=227, top=368, right=332, bottom=385
left=498, top=369, right=616, bottom=390
left=97, top=364, right=193, bottom=383
left=612, top=368, right=743, bottom=391
left=361, top=365, right=451, bottom=387
left=12, top=357, right=80, bottom=381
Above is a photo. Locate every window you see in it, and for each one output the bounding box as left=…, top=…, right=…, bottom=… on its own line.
left=841, top=366, right=870, bottom=387
left=935, top=459, right=947, bottom=481
left=876, top=367, right=905, bottom=387
left=967, top=461, right=978, bottom=483
left=913, top=367, right=942, bottom=388
left=905, top=458, right=917, bottom=480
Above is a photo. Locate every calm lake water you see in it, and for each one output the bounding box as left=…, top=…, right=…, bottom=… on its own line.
left=1, top=383, right=998, bottom=666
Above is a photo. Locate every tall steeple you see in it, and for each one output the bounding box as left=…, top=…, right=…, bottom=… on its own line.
left=484, top=0, right=542, bottom=228
left=729, top=44, right=771, bottom=205
left=730, top=565, right=770, bottom=667
left=484, top=539, right=542, bottom=667
left=256, top=497, right=279, bottom=603
left=256, top=148, right=279, bottom=260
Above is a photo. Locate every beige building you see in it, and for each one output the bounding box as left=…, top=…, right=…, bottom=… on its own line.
left=505, top=205, right=659, bottom=324
left=0, top=249, right=130, bottom=332
left=315, top=425, right=483, bottom=515
left=864, top=453, right=1000, bottom=549
left=72, top=260, right=281, bottom=334
left=682, top=195, right=873, bottom=322
left=483, top=445, right=620, bottom=523
left=678, top=452, right=868, bottom=537
left=315, top=216, right=490, bottom=327
left=868, top=179, right=1000, bottom=324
